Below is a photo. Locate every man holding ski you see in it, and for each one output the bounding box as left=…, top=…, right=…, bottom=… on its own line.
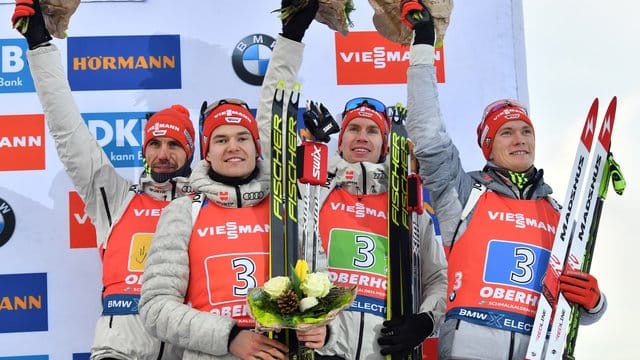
left=402, top=1, right=608, bottom=359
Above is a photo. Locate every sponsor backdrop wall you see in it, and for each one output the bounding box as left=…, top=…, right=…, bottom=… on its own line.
left=0, top=0, right=527, bottom=358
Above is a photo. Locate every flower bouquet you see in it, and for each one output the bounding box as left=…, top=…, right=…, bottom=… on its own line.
left=247, top=260, right=356, bottom=330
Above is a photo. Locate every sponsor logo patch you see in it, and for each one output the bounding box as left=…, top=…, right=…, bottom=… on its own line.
left=335, top=31, right=445, bottom=84
left=232, top=34, right=276, bottom=86
left=82, top=112, right=148, bottom=168
left=0, top=39, right=35, bottom=93
left=0, top=273, right=48, bottom=333
left=0, top=197, right=16, bottom=248
left=0, top=114, right=45, bottom=171
left=68, top=35, right=181, bottom=91
left=69, top=192, right=97, bottom=249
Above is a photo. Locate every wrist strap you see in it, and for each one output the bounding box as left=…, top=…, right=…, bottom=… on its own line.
left=227, top=325, right=243, bottom=347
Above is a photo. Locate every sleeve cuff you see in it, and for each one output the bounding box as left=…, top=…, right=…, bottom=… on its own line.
left=587, top=294, right=605, bottom=314
left=410, top=44, right=435, bottom=65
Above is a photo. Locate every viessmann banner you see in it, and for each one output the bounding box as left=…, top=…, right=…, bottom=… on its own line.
left=0, top=1, right=528, bottom=358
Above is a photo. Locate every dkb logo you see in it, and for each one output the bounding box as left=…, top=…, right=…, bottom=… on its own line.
left=0, top=39, right=35, bottom=93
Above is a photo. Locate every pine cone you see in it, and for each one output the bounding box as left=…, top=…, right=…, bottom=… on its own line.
left=277, top=289, right=300, bottom=315
left=318, top=287, right=339, bottom=307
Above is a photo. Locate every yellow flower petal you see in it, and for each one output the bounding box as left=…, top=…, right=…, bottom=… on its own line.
left=294, top=259, right=308, bottom=282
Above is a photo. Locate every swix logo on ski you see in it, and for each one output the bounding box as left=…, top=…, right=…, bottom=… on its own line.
left=69, top=191, right=97, bottom=249
left=67, top=35, right=181, bottom=91
left=82, top=112, right=148, bottom=168
left=335, top=31, right=446, bottom=85
left=311, top=144, right=323, bottom=180
left=0, top=39, right=35, bottom=93
left=196, top=222, right=270, bottom=240
left=487, top=210, right=556, bottom=234
left=0, top=273, right=48, bottom=333
left=0, top=114, right=45, bottom=171
left=329, top=201, right=386, bottom=219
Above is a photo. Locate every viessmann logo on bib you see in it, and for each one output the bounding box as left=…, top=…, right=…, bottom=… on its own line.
left=335, top=31, right=445, bottom=85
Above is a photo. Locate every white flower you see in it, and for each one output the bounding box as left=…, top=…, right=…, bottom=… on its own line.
left=301, top=272, right=332, bottom=298
left=263, top=276, right=290, bottom=298
left=299, top=297, right=319, bottom=312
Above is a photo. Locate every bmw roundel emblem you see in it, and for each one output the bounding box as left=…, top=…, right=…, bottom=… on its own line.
left=232, top=34, right=276, bottom=86
left=0, top=198, right=16, bottom=248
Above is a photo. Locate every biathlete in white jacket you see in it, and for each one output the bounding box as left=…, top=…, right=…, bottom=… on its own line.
left=137, top=6, right=327, bottom=358
left=401, top=1, right=607, bottom=359
left=12, top=0, right=196, bottom=359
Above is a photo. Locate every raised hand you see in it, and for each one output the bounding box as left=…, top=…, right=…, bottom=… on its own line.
left=400, top=0, right=434, bottom=46
left=12, top=0, right=52, bottom=49
left=280, top=0, right=320, bottom=42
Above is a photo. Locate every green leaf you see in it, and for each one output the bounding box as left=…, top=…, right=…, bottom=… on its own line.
left=272, top=0, right=310, bottom=23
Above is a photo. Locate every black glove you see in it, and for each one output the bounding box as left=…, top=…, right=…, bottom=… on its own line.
left=400, top=0, right=434, bottom=46
left=12, top=0, right=52, bottom=50
left=378, top=312, right=434, bottom=356
left=281, top=0, right=319, bottom=42
left=302, top=101, right=339, bottom=143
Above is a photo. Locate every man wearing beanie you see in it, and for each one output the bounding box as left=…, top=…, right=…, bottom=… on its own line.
left=402, top=1, right=607, bottom=359
left=139, top=99, right=292, bottom=360
left=12, top=1, right=194, bottom=359
left=137, top=5, right=325, bottom=359
left=228, top=2, right=446, bottom=360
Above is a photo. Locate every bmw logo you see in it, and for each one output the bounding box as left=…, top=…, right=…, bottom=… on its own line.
left=232, top=34, right=276, bottom=86
left=0, top=198, right=16, bottom=248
